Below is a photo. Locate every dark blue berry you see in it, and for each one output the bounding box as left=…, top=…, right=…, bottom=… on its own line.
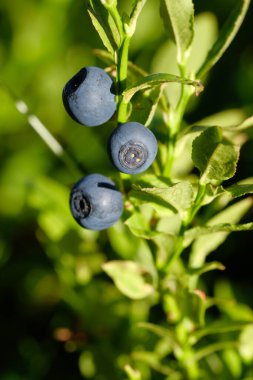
left=70, top=174, right=123, bottom=230
left=108, top=122, right=158, bottom=174
left=63, top=66, right=116, bottom=127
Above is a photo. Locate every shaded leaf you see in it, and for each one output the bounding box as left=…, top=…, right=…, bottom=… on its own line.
left=138, top=322, right=179, bottom=347
left=102, top=260, right=155, bottom=299
left=160, top=0, right=194, bottom=64
left=197, top=0, right=250, bottom=77
left=130, top=86, right=164, bottom=126
left=192, top=126, right=239, bottom=185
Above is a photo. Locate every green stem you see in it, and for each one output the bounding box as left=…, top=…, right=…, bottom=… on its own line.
left=163, top=64, right=193, bottom=177
left=117, top=36, right=130, bottom=123
left=163, top=184, right=207, bottom=272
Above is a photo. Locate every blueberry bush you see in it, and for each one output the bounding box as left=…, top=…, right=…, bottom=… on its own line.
left=1, top=0, right=253, bottom=379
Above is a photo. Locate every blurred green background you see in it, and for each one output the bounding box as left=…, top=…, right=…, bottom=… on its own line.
left=0, top=0, right=253, bottom=379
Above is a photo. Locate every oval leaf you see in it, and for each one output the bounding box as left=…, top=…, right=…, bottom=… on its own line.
left=102, top=260, right=154, bottom=299
left=192, top=126, right=239, bottom=185
left=160, top=0, right=194, bottom=64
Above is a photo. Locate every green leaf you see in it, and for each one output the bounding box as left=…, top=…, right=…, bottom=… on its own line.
left=124, top=209, right=160, bottom=239
left=122, top=73, right=203, bottom=103
left=191, top=321, right=253, bottom=344
left=88, top=10, right=115, bottom=55
left=160, top=0, right=194, bottom=64
left=130, top=86, right=164, bottom=126
left=192, top=126, right=239, bottom=185
left=138, top=322, right=179, bottom=346
left=223, top=115, right=253, bottom=132
left=188, top=197, right=252, bottom=267
left=193, top=341, right=238, bottom=362
left=124, top=0, right=147, bottom=37
left=197, top=0, right=251, bottom=77
left=132, top=181, right=194, bottom=214
left=225, top=183, right=253, bottom=198
left=239, top=325, right=253, bottom=363
left=188, top=12, right=218, bottom=74
left=88, top=0, right=121, bottom=51
left=124, top=365, right=142, bottom=380
left=186, top=222, right=253, bottom=247
left=188, top=261, right=225, bottom=276
left=102, top=260, right=155, bottom=299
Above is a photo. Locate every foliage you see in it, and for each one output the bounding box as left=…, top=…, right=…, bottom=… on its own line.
left=0, top=0, right=253, bottom=379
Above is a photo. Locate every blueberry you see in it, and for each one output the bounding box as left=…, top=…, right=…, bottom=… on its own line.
left=63, top=66, right=116, bottom=127
left=70, top=173, right=123, bottom=230
left=108, top=122, right=158, bottom=174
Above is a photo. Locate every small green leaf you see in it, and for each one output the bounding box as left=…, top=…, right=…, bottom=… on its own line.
left=188, top=197, right=252, bottom=267
left=138, top=322, right=179, bottom=346
left=197, top=0, right=251, bottom=77
left=122, top=73, right=203, bottom=103
left=225, top=183, right=253, bottom=198
left=124, top=210, right=160, bottom=239
left=239, top=325, right=253, bottom=363
left=88, top=10, right=115, bottom=55
left=192, top=126, right=239, bottom=185
left=88, top=0, right=121, bottom=51
left=130, top=86, right=164, bottom=126
left=133, top=181, right=194, bottom=214
left=193, top=341, right=238, bottom=362
left=160, top=0, right=194, bottom=64
left=124, top=0, right=147, bottom=37
left=124, top=365, right=142, bottom=380
left=186, top=222, right=253, bottom=250
left=102, top=260, right=154, bottom=299
left=223, top=115, right=253, bottom=132
left=191, top=321, right=252, bottom=344
left=188, top=261, right=225, bottom=276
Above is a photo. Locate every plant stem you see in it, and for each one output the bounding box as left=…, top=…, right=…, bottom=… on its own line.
left=117, top=36, right=130, bottom=123
left=12, top=96, right=83, bottom=180
left=163, top=64, right=193, bottom=177
left=163, top=183, right=207, bottom=272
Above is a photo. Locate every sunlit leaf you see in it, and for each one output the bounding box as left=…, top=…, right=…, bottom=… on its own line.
left=88, top=9, right=115, bottom=55
left=239, top=325, right=253, bottom=363
left=160, top=0, right=194, bottom=64
left=192, top=126, right=239, bottom=185
left=132, top=181, right=194, bottom=214
left=102, top=260, right=155, bottom=299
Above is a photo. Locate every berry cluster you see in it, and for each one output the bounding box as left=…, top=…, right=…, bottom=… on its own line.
left=63, top=66, right=158, bottom=230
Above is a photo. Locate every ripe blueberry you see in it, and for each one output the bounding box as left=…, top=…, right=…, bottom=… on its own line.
left=108, top=122, right=158, bottom=174
left=63, top=66, right=116, bottom=127
left=70, top=173, right=123, bottom=230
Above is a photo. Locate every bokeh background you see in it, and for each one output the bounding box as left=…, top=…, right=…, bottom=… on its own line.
left=0, top=0, right=253, bottom=379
